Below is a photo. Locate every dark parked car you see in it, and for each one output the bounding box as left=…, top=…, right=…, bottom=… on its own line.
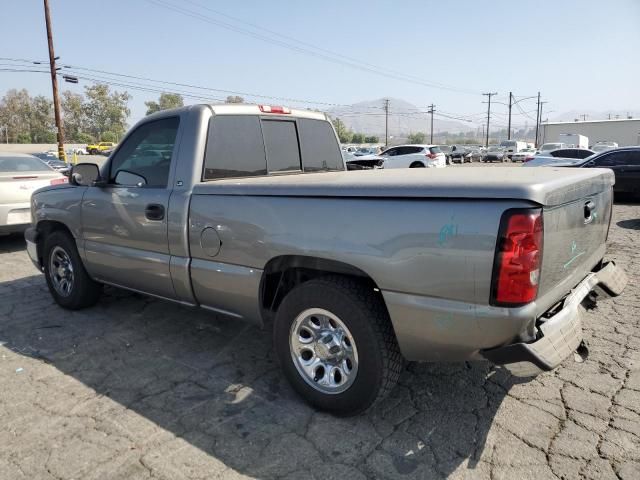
left=483, top=146, right=507, bottom=162
left=463, top=146, right=483, bottom=162
left=576, top=147, right=640, bottom=195
left=449, top=145, right=470, bottom=163
left=525, top=147, right=640, bottom=196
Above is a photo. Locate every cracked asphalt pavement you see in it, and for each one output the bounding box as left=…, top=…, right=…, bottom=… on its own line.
left=1, top=202, right=639, bottom=479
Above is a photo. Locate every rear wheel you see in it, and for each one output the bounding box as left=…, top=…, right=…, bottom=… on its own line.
left=409, top=162, right=425, bottom=168
left=274, top=276, right=402, bottom=416
left=43, top=231, right=102, bottom=309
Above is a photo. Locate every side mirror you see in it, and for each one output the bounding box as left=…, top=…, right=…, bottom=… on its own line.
left=71, top=163, right=100, bottom=186
left=114, top=169, right=147, bottom=187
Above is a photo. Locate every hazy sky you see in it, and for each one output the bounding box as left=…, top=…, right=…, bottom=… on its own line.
left=1, top=0, right=639, bottom=126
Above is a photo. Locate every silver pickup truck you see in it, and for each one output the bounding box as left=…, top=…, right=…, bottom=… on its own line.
left=25, top=104, right=626, bottom=415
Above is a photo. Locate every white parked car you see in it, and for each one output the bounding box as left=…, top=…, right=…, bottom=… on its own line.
left=377, top=144, right=446, bottom=169
left=0, top=153, right=68, bottom=235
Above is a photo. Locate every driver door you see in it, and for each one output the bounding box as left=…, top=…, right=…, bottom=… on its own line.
left=81, top=117, right=180, bottom=299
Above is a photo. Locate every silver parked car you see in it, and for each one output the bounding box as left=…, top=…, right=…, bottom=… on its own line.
left=0, top=153, right=68, bottom=235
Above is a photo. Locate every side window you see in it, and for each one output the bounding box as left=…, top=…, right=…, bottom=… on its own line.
left=203, top=115, right=266, bottom=180
left=552, top=149, right=568, bottom=158
left=627, top=151, right=640, bottom=165
left=594, top=153, right=625, bottom=167
left=383, top=148, right=398, bottom=157
left=405, top=146, right=424, bottom=154
left=298, top=119, right=343, bottom=172
left=261, top=120, right=301, bottom=173
left=109, top=117, right=179, bottom=188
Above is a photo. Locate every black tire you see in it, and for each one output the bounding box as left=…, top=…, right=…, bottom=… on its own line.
left=409, top=162, right=425, bottom=168
left=274, top=276, right=403, bottom=416
left=43, top=230, right=102, bottom=309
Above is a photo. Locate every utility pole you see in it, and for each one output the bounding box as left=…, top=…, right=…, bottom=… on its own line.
left=43, top=0, right=65, bottom=160
left=482, top=92, right=497, bottom=147
left=580, top=114, right=588, bottom=121
left=427, top=104, right=435, bottom=143
left=384, top=98, right=390, bottom=147
left=538, top=101, right=548, bottom=144
left=507, top=92, right=513, bottom=140
left=534, top=92, right=541, bottom=147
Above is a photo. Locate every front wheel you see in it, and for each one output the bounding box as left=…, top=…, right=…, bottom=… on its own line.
left=274, top=276, right=403, bottom=416
left=43, top=231, right=102, bottom=309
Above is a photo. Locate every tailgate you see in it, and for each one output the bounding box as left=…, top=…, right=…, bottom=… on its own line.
left=538, top=179, right=613, bottom=304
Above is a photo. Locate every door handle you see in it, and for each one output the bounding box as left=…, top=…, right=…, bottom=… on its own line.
left=145, top=204, right=165, bottom=221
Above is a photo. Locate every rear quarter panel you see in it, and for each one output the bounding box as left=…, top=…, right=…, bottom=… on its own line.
left=188, top=194, right=534, bottom=320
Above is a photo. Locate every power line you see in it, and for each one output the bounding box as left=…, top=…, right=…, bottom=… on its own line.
left=181, top=0, right=478, bottom=94
left=1, top=56, right=384, bottom=109
left=140, top=0, right=482, bottom=95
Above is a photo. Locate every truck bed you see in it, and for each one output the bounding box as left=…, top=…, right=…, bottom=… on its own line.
left=192, top=167, right=614, bottom=207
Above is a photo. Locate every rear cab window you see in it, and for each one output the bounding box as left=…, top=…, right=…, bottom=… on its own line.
left=202, top=113, right=343, bottom=181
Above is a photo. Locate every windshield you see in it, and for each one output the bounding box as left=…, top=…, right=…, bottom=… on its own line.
left=488, top=146, right=502, bottom=152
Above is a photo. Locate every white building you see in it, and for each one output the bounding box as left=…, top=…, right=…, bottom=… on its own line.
left=541, top=118, right=640, bottom=147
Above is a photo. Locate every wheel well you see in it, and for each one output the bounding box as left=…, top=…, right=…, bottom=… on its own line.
left=35, top=220, right=74, bottom=265
left=409, top=161, right=424, bottom=167
left=260, top=255, right=383, bottom=319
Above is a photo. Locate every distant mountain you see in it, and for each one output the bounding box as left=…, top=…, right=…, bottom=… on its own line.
left=328, top=98, right=475, bottom=136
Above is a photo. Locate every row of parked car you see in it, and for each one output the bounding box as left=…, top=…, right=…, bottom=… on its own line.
left=343, top=143, right=538, bottom=170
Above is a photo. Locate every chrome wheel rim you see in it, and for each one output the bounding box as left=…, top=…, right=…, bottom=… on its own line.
left=289, top=308, right=359, bottom=394
left=49, top=246, right=74, bottom=297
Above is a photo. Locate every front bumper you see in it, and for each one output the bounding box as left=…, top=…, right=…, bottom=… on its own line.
left=481, top=261, right=627, bottom=376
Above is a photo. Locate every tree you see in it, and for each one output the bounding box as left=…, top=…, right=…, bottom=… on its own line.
left=144, top=92, right=184, bottom=115
left=83, top=84, right=131, bottom=140
left=29, top=95, right=55, bottom=143
left=330, top=117, right=352, bottom=143
left=351, top=133, right=364, bottom=144
left=225, top=95, right=244, bottom=104
left=62, top=90, right=89, bottom=141
left=100, top=131, right=118, bottom=142
left=407, top=132, right=426, bottom=144
left=364, top=135, right=379, bottom=143
left=0, top=89, right=32, bottom=143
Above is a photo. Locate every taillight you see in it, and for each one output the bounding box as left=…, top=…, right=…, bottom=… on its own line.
left=426, top=153, right=437, bottom=159
left=491, top=208, right=544, bottom=306
left=50, top=177, right=68, bottom=185
left=524, top=156, right=535, bottom=162
left=259, top=105, right=291, bottom=114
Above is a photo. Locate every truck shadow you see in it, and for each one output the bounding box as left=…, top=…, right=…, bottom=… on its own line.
left=0, top=275, right=525, bottom=479
left=616, top=219, right=640, bottom=230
